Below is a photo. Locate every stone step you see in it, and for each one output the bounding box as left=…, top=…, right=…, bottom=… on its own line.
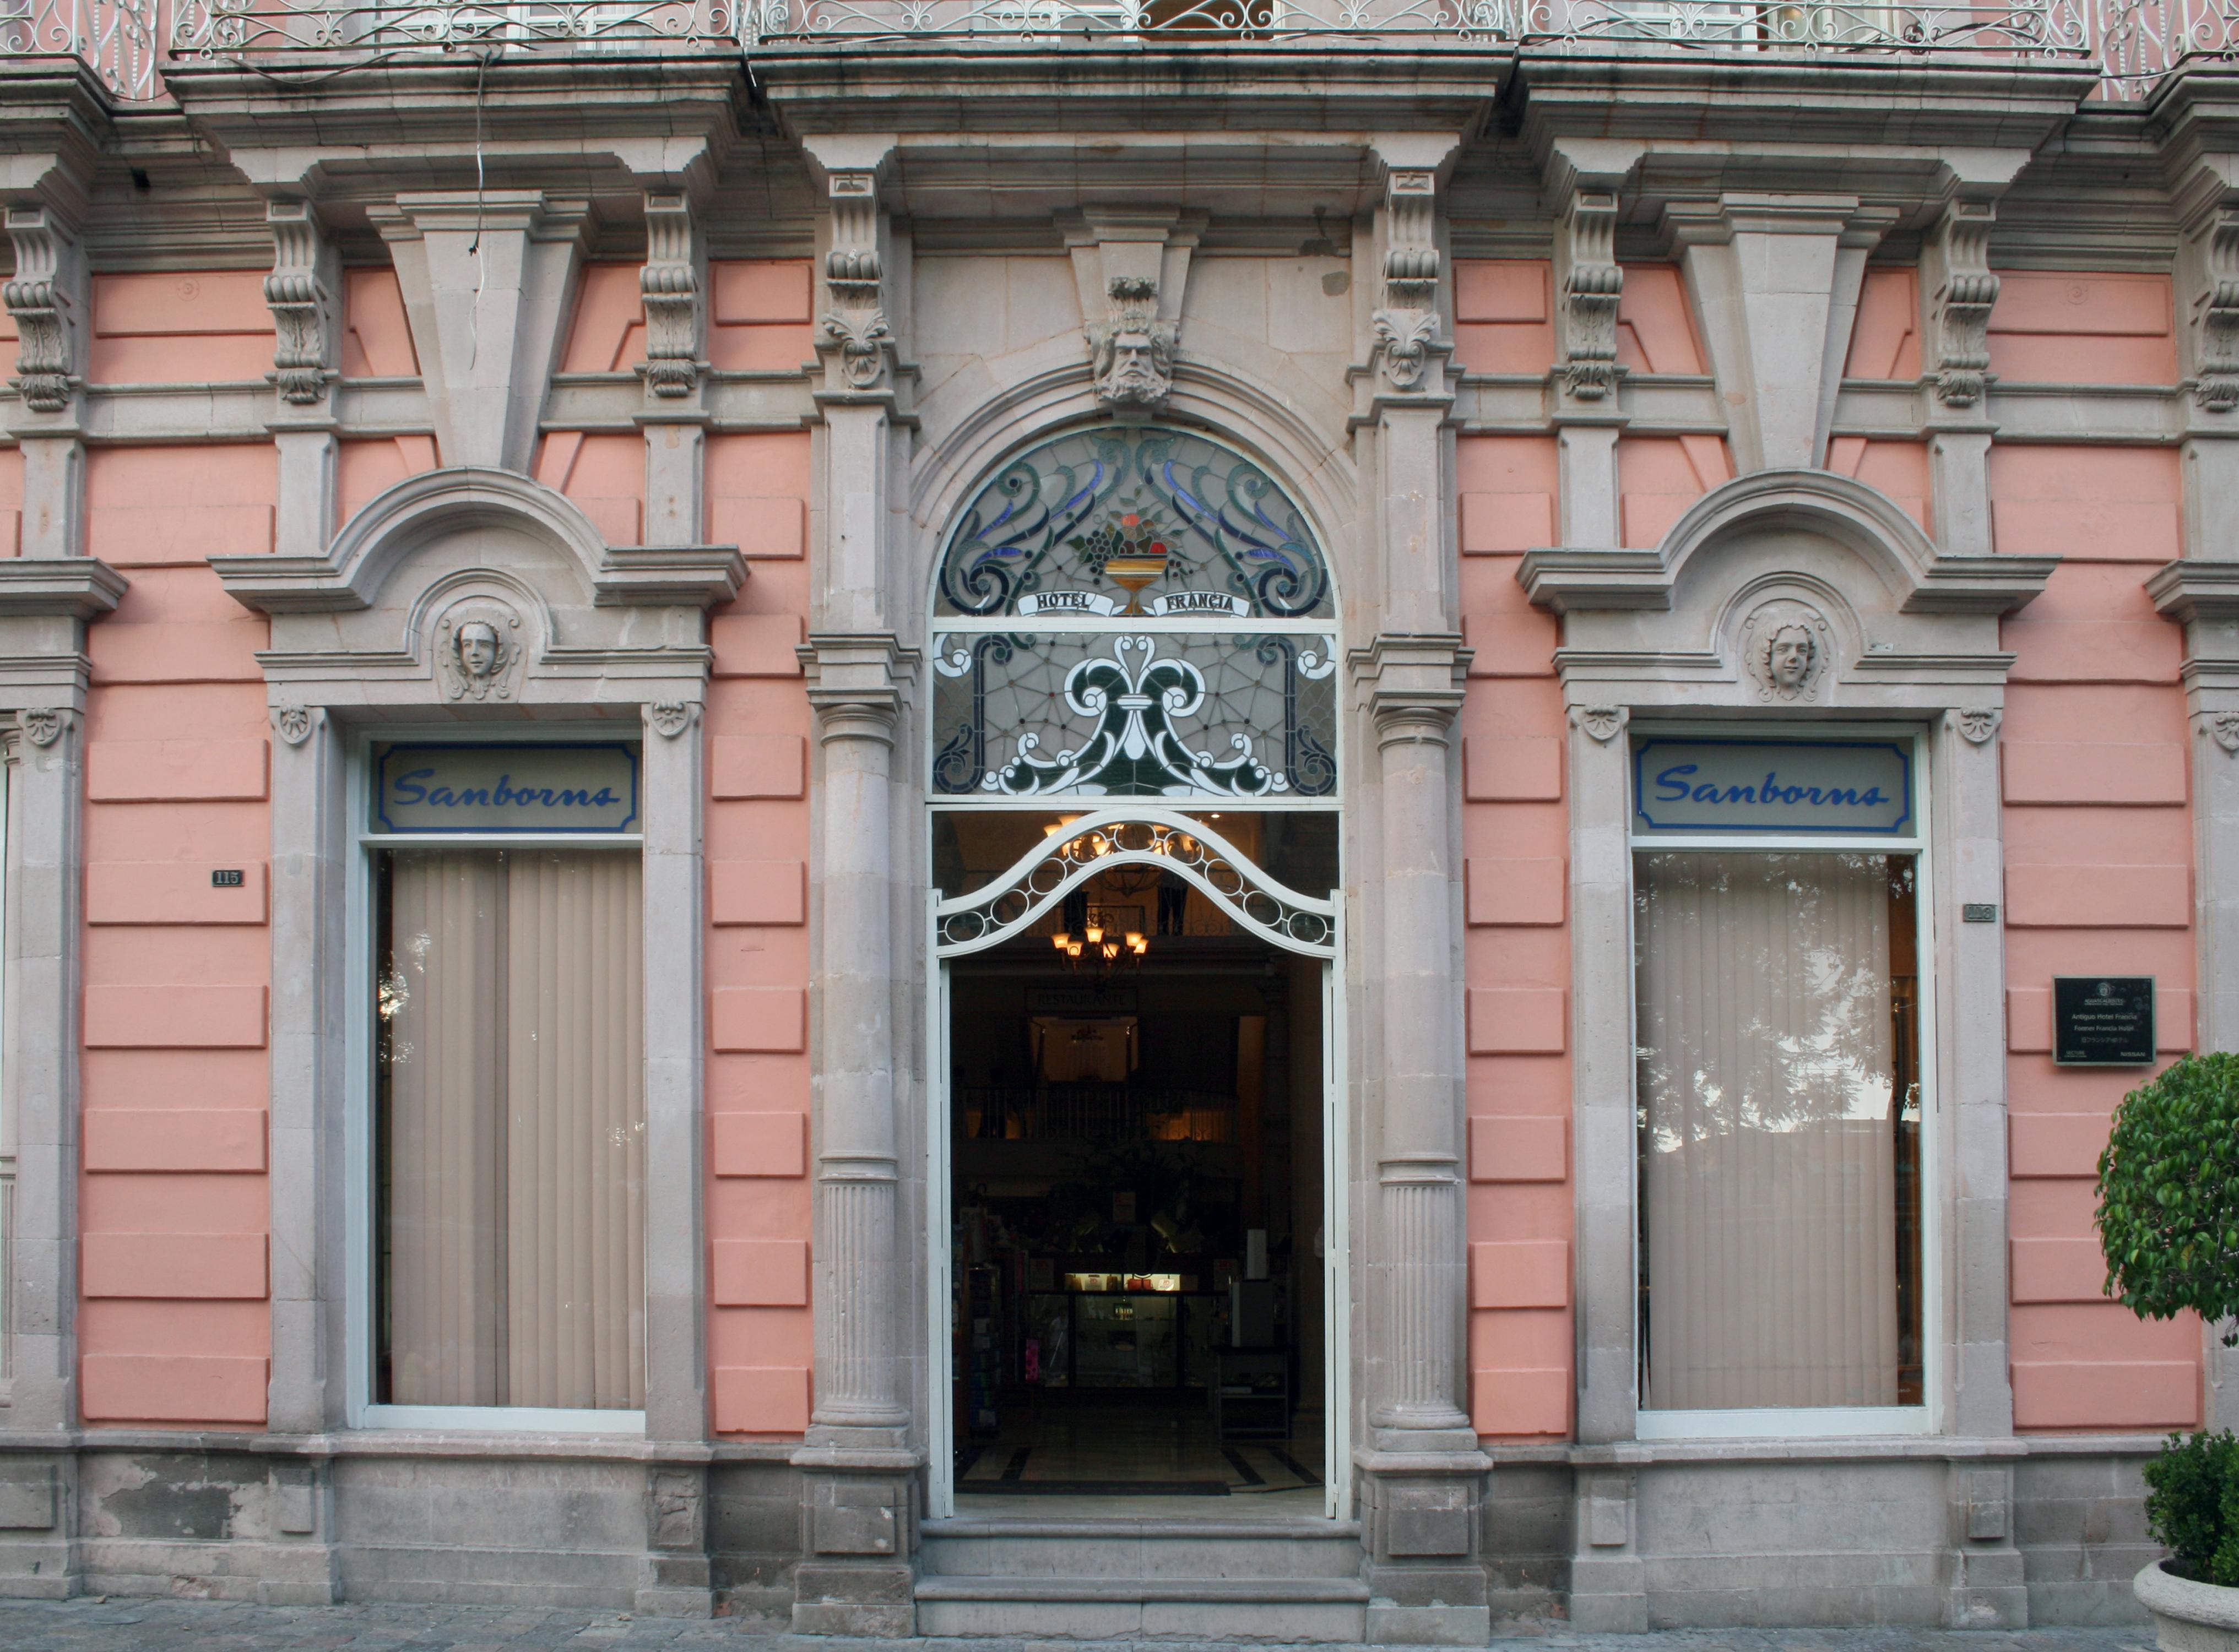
left=919, top=1517, right=1363, bottom=1581
left=913, top=1574, right=1370, bottom=1642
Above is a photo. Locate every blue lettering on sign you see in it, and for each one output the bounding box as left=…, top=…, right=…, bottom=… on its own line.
left=1633, top=739, right=1912, bottom=836
left=375, top=744, right=640, bottom=834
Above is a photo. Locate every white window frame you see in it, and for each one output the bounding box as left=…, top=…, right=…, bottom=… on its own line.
left=344, top=724, right=649, bottom=1437
left=1627, top=724, right=1940, bottom=1442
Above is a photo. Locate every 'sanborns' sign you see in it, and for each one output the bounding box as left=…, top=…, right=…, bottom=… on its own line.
left=375, top=743, right=641, bottom=834
left=1632, top=737, right=1912, bottom=836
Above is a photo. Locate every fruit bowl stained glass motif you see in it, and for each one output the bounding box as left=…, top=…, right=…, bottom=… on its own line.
left=935, top=426, right=1331, bottom=621
left=931, top=426, right=1340, bottom=801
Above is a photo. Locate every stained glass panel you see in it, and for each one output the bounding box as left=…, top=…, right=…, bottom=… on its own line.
left=931, top=631, right=1337, bottom=799
left=935, top=426, right=1332, bottom=622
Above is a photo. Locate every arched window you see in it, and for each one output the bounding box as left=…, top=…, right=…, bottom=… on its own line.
left=930, top=425, right=1338, bottom=800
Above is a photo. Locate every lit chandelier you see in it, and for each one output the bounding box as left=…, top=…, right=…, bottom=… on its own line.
left=1050, top=916, right=1148, bottom=973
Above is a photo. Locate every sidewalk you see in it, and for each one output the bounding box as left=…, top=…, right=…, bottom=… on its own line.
left=0, top=1599, right=2163, bottom=1652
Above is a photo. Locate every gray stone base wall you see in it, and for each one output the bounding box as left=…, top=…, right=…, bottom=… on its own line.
left=1546, top=1444, right=2162, bottom=1634
left=0, top=1437, right=2168, bottom=1633
left=1481, top=1459, right=1571, bottom=1626
left=2015, top=1449, right=2162, bottom=1625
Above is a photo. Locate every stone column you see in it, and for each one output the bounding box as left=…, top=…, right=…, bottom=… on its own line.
left=789, top=139, right=923, bottom=1638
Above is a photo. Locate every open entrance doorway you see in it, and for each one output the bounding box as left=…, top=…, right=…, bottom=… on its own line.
left=929, top=809, right=1343, bottom=1520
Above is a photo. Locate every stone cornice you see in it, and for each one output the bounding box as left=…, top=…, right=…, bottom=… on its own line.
left=751, top=43, right=1504, bottom=149
left=157, top=52, right=753, bottom=192
left=1519, top=469, right=2056, bottom=617
left=212, top=466, right=744, bottom=614
left=0, top=556, right=126, bottom=620
left=2148, top=557, right=2239, bottom=624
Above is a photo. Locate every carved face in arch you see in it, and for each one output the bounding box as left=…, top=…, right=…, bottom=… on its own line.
left=456, top=620, right=501, bottom=681
left=437, top=605, right=522, bottom=702
left=1740, top=599, right=1830, bottom=703
left=1767, top=624, right=1815, bottom=691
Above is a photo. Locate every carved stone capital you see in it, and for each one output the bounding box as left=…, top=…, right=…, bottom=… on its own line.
left=1571, top=704, right=1627, bottom=743
left=1351, top=632, right=1471, bottom=746
left=274, top=704, right=315, bottom=746
left=639, top=192, right=705, bottom=402
left=1951, top=707, right=2001, bottom=745
left=4, top=206, right=84, bottom=416
left=1928, top=201, right=1998, bottom=410
left=18, top=706, right=67, bottom=747
left=2207, top=711, right=2239, bottom=754
left=646, top=699, right=700, bottom=739
left=265, top=201, right=337, bottom=407
left=799, top=632, right=920, bottom=745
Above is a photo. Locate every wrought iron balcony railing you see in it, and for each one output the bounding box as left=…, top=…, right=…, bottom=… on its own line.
left=167, top=0, right=738, bottom=58
left=0, top=0, right=156, bottom=97
left=0, top=0, right=2230, bottom=132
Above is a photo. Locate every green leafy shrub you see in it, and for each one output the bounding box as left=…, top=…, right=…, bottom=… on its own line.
left=2096, top=1052, right=2239, bottom=1341
left=2097, top=1055, right=2239, bottom=1584
left=2143, top=1430, right=2239, bottom=1585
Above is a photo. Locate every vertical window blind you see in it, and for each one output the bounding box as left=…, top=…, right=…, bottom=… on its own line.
left=377, top=849, right=646, bottom=1410
left=1634, top=852, right=1920, bottom=1411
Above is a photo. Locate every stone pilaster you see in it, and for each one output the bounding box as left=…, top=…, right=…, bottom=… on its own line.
left=265, top=202, right=340, bottom=558
left=6, top=205, right=86, bottom=562
left=1552, top=184, right=1624, bottom=548
left=0, top=559, right=121, bottom=1600
left=638, top=191, right=711, bottom=549
left=265, top=704, right=348, bottom=1442
left=1922, top=198, right=2002, bottom=557
left=1943, top=708, right=2017, bottom=1444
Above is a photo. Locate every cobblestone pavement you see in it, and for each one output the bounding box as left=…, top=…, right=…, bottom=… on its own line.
left=0, top=1601, right=2164, bottom=1652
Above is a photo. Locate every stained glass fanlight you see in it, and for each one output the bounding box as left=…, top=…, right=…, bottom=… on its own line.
left=930, top=426, right=1338, bottom=801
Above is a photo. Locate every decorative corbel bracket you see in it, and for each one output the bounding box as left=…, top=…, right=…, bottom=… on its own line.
left=265, top=200, right=338, bottom=407
left=1927, top=200, right=1999, bottom=410
left=1062, top=209, right=1200, bottom=413
left=1555, top=188, right=1623, bottom=403
left=4, top=206, right=84, bottom=416
left=2189, top=203, right=2239, bottom=415
left=640, top=191, right=706, bottom=401
left=1370, top=169, right=1446, bottom=394
left=819, top=170, right=895, bottom=393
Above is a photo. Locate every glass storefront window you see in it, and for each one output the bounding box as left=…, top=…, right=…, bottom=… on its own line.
left=1630, top=736, right=1927, bottom=1422
left=373, top=846, right=646, bottom=1411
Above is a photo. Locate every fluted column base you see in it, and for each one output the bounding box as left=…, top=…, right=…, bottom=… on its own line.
left=1357, top=1446, right=1494, bottom=1647
left=790, top=1447, right=920, bottom=1637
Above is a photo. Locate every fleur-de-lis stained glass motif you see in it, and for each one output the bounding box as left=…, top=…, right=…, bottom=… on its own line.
left=932, top=425, right=1340, bottom=801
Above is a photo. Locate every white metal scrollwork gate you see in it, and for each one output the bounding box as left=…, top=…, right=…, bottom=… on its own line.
left=926, top=807, right=1348, bottom=1519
